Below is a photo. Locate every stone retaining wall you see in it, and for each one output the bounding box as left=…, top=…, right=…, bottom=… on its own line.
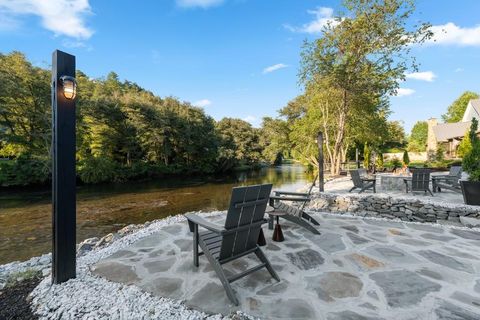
left=308, top=193, right=480, bottom=223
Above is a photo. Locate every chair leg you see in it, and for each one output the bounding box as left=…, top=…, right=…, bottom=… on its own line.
left=282, top=214, right=320, bottom=235
left=201, top=241, right=239, bottom=306
left=268, top=215, right=274, bottom=230
left=302, top=211, right=320, bottom=225
left=427, top=188, right=434, bottom=196
left=193, top=224, right=199, bottom=267
left=254, top=247, right=280, bottom=282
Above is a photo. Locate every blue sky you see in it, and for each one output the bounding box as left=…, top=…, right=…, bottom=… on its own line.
left=1, top=0, right=480, bottom=132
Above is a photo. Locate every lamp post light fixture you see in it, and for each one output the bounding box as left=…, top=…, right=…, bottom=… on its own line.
left=316, top=132, right=325, bottom=192
left=51, top=50, right=77, bottom=284
left=59, top=75, right=77, bottom=100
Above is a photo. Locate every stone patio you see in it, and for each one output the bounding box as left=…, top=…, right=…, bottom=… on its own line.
left=93, top=212, right=480, bottom=319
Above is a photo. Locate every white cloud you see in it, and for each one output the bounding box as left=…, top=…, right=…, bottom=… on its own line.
left=262, top=63, right=288, bottom=74
left=193, top=99, right=211, bottom=107
left=405, top=71, right=436, bottom=82
left=284, top=7, right=337, bottom=34
left=242, top=115, right=259, bottom=127
left=176, top=0, right=223, bottom=8
left=0, top=0, right=93, bottom=39
left=393, top=88, right=415, bottom=97
left=455, top=67, right=464, bottom=73
left=429, top=22, right=480, bottom=46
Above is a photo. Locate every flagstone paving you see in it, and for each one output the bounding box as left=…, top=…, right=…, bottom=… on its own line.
left=93, top=213, right=480, bottom=319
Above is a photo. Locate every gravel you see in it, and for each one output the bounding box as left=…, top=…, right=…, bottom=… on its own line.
left=26, top=211, right=258, bottom=320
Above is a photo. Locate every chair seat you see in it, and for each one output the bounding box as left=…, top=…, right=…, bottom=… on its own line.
left=275, top=201, right=301, bottom=217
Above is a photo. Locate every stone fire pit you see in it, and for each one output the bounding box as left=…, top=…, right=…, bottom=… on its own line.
left=380, top=174, right=410, bottom=192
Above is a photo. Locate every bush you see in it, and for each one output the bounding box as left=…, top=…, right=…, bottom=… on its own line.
left=462, top=118, right=480, bottom=182
left=402, top=150, right=410, bottom=165
left=77, top=157, right=118, bottom=184
left=0, top=155, right=50, bottom=186
left=376, top=153, right=384, bottom=169
left=363, top=143, right=371, bottom=170
left=391, top=156, right=401, bottom=168
left=458, top=130, right=472, bottom=158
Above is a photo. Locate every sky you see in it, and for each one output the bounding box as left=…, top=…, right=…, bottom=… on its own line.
left=1, top=0, right=480, bottom=132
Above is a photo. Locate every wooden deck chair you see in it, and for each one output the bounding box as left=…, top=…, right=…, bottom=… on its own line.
left=269, top=178, right=320, bottom=234
left=432, top=166, right=462, bottom=193
left=185, top=184, right=279, bottom=306
left=404, top=169, right=433, bottom=196
left=349, top=169, right=376, bottom=193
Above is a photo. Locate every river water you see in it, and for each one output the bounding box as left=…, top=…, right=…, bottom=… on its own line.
left=0, top=164, right=312, bottom=264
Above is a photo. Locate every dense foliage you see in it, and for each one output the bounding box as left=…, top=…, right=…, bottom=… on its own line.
left=442, top=91, right=479, bottom=123
left=462, top=118, right=480, bottom=182
left=403, top=150, right=410, bottom=165
left=408, top=121, right=428, bottom=152
left=278, top=0, right=430, bottom=174
left=0, top=52, right=266, bottom=186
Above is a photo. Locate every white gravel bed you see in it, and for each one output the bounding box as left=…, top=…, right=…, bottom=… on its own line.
left=29, top=211, right=257, bottom=320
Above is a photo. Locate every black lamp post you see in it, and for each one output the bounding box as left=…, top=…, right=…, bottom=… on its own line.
left=51, top=50, right=77, bottom=284
left=316, top=132, right=324, bottom=192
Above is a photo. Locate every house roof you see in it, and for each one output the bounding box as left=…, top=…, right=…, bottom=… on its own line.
left=471, top=99, right=480, bottom=115
left=433, top=121, right=472, bottom=141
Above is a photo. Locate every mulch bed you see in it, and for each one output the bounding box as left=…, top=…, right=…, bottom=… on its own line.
left=0, top=276, right=41, bottom=320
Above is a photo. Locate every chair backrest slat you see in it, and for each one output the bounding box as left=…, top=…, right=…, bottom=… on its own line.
left=220, top=184, right=272, bottom=260
left=350, top=170, right=364, bottom=188
left=411, top=169, right=431, bottom=191
left=449, top=166, right=462, bottom=178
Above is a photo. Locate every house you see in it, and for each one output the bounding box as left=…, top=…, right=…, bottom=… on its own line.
left=427, top=99, right=480, bottom=158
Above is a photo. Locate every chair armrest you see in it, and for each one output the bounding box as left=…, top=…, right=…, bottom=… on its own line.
left=269, top=195, right=310, bottom=202
left=185, top=213, right=226, bottom=234
left=274, top=191, right=310, bottom=197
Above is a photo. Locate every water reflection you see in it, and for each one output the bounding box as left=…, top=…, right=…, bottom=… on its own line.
left=0, top=164, right=312, bottom=264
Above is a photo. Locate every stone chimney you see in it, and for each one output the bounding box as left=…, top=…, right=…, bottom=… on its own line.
left=427, top=118, right=438, bottom=154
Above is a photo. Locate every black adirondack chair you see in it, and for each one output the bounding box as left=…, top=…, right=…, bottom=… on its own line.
left=404, top=169, right=433, bottom=196
left=269, top=179, right=320, bottom=235
left=432, top=166, right=462, bottom=193
left=349, top=169, right=376, bottom=193
left=185, top=184, right=279, bottom=306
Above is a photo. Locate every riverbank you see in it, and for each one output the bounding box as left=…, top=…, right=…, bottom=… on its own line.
left=0, top=164, right=312, bottom=264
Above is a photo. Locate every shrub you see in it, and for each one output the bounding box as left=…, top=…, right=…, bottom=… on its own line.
left=77, top=157, right=118, bottom=184
left=462, top=118, right=480, bottom=182
left=458, top=129, right=473, bottom=158
left=402, top=150, right=410, bottom=165
left=0, top=155, right=50, bottom=186
left=376, top=153, right=384, bottom=169
left=363, top=143, right=371, bottom=170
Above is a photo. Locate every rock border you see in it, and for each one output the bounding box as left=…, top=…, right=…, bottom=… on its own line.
left=308, top=192, right=480, bottom=224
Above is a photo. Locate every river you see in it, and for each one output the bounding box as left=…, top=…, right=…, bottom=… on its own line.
left=0, top=163, right=312, bottom=264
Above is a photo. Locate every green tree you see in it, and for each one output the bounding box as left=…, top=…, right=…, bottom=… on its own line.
left=408, top=121, right=428, bottom=152
left=442, top=91, right=479, bottom=123
left=462, top=118, right=480, bottom=181
left=363, top=143, right=371, bottom=170
left=0, top=51, right=265, bottom=186
left=259, top=117, right=290, bottom=165
left=457, top=129, right=472, bottom=158
left=383, top=121, right=407, bottom=151
left=403, top=150, right=410, bottom=165
left=299, top=0, right=431, bottom=175
left=215, top=118, right=261, bottom=172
